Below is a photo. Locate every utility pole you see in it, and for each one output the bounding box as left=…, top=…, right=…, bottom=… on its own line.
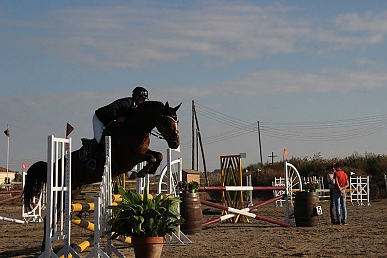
left=268, top=152, right=277, bottom=166
left=192, top=100, right=209, bottom=186
left=257, top=121, right=263, bottom=166
left=192, top=100, right=195, bottom=170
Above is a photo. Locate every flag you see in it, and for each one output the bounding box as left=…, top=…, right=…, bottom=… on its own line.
left=284, top=149, right=291, bottom=157
left=3, top=127, right=9, bottom=137
left=22, top=163, right=29, bottom=169
left=66, top=123, right=74, bottom=138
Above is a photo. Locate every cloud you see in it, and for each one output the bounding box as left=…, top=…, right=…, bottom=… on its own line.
left=333, top=10, right=387, bottom=33
left=164, top=69, right=387, bottom=99
left=3, top=3, right=386, bottom=70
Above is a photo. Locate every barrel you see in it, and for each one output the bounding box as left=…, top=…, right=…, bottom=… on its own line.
left=180, top=193, right=203, bottom=234
left=294, top=191, right=320, bottom=227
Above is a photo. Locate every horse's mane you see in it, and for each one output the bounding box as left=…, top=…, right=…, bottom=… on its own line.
left=124, top=101, right=165, bottom=122
left=136, top=100, right=164, bottom=109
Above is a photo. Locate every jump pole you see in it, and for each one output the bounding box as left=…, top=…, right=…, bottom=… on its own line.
left=0, top=215, right=25, bottom=224
left=71, top=214, right=131, bottom=244
left=201, top=197, right=291, bottom=227
left=202, top=194, right=288, bottom=227
left=199, top=186, right=287, bottom=191
left=0, top=192, right=21, bottom=205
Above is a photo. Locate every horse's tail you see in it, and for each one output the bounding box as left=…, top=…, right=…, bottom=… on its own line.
left=23, top=161, right=47, bottom=210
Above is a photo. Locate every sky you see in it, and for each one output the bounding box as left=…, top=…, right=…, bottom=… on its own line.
left=1, top=1, right=387, bottom=174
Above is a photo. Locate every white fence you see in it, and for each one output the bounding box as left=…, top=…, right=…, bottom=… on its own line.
left=273, top=174, right=371, bottom=206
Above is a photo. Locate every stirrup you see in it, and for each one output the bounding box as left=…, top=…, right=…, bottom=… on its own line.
left=86, top=159, right=97, bottom=170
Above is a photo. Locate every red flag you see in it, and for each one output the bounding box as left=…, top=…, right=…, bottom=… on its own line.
left=66, top=123, right=74, bottom=138
left=284, top=149, right=291, bottom=157
left=22, top=163, right=29, bottom=169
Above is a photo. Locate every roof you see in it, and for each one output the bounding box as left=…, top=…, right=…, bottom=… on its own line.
left=0, top=167, right=17, bottom=173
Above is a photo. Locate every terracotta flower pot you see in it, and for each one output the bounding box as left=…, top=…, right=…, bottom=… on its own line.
left=131, top=236, right=165, bottom=258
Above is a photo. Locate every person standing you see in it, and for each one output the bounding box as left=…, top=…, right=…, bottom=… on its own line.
left=327, top=164, right=336, bottom=224
left=333, top=162, right=349, bottom=225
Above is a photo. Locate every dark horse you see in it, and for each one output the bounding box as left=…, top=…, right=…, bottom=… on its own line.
left=23, top=100, right=181, bottom=251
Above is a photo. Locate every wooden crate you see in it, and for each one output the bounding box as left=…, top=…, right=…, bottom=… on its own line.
left=182, top=169, right=200, bottom=183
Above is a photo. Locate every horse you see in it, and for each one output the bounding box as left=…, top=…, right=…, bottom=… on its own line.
left=22, top=100, right=181, bottom=251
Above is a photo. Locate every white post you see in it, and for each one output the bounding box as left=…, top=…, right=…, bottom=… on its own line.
left=284, top=162, right=291, bottom=225
left=167, top=148, right=172, bottom=195
left=86, top=136, right=124, bottom=258
left=40, top=135, right=79, bottom=258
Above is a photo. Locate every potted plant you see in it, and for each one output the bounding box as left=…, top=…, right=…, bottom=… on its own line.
left=303, top=181, right=320, bottom=192
left=107, top=185, right=184, bottom=258
left=178, top=180, right=200, bottom=193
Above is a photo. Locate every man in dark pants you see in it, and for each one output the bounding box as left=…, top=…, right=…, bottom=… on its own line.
left=327, top=164, right=336, bottom=224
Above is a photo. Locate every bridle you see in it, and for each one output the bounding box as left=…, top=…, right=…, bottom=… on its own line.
left=152, top=114, right=179, bottom=141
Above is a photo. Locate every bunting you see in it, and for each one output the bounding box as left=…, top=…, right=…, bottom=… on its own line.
left=3, top=127, right=9, bottom=137
left=66, top=123, right=74, bottom=138
left=284, top=149, right=291, bottom=157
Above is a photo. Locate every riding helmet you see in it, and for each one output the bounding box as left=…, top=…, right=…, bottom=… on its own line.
left=132, top=86, right=149, bottom=100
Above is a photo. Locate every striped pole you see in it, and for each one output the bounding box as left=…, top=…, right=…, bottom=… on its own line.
left=202, top=194, right=286, bottom=227
left=0, top=193, right=21, bottom=205
left=71, top=215, right=131, bottom=244
left=201, top=196, right=291, bottom=228
left=59, top=237, right=94, bottom=258
left=71, top=203, right=95, bottom=212
left=199, top=186, right=286, bottom=192
left=0, top=190, right=22, bottom=194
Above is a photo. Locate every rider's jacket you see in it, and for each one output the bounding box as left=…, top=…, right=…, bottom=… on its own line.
left=95, top=97, right=135, bottom=125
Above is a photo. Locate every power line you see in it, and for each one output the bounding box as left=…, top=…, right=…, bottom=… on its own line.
left=194, top=101, right=387, bottom=143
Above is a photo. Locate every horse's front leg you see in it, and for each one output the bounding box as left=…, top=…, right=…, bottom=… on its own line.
left=146, top=150, right=163, bottom=175
left=136, top=151, right=163, bottom=178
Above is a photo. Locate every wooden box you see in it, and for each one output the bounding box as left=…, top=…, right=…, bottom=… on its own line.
left=182, top=169, right=201, bottom=183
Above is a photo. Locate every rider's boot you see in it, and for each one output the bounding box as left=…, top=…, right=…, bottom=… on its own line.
left=86, top=138, right=99, bottom=170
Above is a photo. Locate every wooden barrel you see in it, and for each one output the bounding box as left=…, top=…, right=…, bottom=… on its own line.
left=180, top=193, right=203, bottom=234
left=294, top=191, right=320, bottom=227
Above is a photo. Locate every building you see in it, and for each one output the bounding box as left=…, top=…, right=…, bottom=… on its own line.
left=0, top=167, right=18, bottom=184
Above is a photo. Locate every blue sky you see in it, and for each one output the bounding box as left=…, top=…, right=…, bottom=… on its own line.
left=1, top=1, right=387, bottom=173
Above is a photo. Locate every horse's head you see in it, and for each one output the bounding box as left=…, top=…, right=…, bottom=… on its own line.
left=156, top=101, right=181, bottom=149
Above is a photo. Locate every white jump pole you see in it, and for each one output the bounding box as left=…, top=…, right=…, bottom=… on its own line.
left=40, top=135, right=79, bottom=258
left=86, top=136, right=124, bottom=258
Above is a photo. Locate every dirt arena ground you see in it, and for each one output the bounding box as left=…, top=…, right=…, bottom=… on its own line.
left=1, top=198, right=386, bottom=258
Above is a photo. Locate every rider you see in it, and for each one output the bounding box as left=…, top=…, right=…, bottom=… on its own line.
left=86, top=86, right=149, bottom=170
